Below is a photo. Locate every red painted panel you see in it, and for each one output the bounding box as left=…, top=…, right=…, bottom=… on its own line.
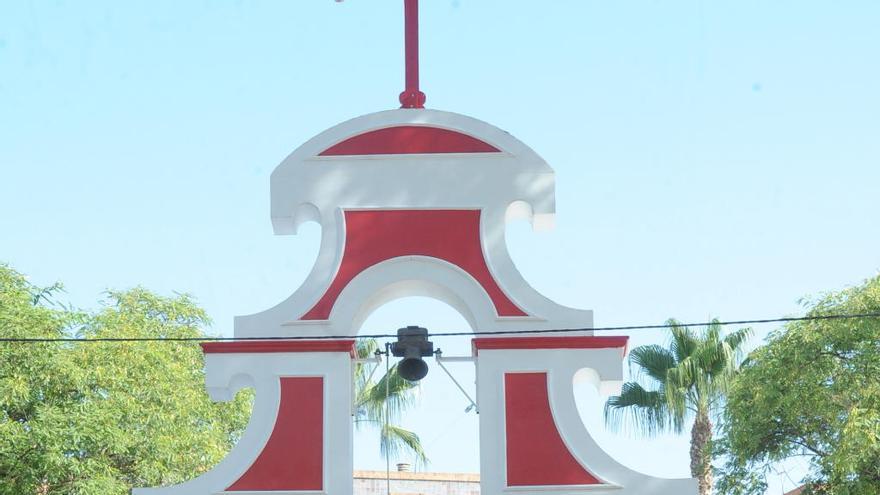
left=505, top=373, right=601, bottom=486
left=318, top=126, right=500, bottom=155
left=201, top=339, right=356, bottom=356
left=227, top=377, right=324, bottom=491
left=301, top=209, right=527, bottom=320
left=474, top=336, right=628, bottom=355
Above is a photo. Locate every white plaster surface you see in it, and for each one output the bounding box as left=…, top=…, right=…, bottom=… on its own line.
left=138, top=108, right=695, bottom=495
left=476, top=348, right=697, bottom=495
left=235, top=109, right=594, bottom=338
left=133, top=351, right=353, bottom=495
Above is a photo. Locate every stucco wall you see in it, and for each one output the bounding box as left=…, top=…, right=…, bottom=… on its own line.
left=354, top=470, right=479, bottom=495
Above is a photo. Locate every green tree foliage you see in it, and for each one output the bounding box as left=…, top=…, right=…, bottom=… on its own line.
left=0, top=265, right=252, bottom=494
left=718, top=276, right=880, bottom=495
left=353, top=339, right=427, bottom=466
left=605, top=320, right=751, bottom=495
left=0, top=264, right=427, bottom=493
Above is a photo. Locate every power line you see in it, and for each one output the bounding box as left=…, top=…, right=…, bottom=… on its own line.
left=1, top=312, right=879, bottom=344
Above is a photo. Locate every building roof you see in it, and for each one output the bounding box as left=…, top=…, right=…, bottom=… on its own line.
left=354, top=470, right=479, bottom=483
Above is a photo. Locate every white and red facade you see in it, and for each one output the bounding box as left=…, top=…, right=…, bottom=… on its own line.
left=135, top=108, right=696, bottom=495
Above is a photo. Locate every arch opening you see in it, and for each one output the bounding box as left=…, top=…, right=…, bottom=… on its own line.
left=325, top=256, right=504, bottom=337
left=353, top=296, right=480, bottom=477
left=349, top=278, right=479, bottom=336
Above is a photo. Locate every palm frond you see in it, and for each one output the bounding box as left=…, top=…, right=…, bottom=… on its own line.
left=355, top=364, right=418, bottom=424
left=354, top=339, right=381, bottom=392
left=628, top=345, right=677, bottom=384
left=662, top=363, right=694, bottom=429
left=351, top=339, right=427, bottom=466
left=705, top=319, right=723, bottom=345
left=356, top=338, right=379, bottom=359
left=605, top=382, right=675, bottom=436
left=668, top=319, right=698, bottom=363
left=723, top=327, right=752, bottom=358
left=607, top=319, right=753, bottom=438
left=380, top=424, right=429, bottom=467
left=713, top=326, right=753, bottom=392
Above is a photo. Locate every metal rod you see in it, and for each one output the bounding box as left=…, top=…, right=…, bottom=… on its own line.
left=435, top=355, right=474, bottom=363
left=434, top=352, right=478, bottom=413
left=385, top=342, right=391, bottom=495
left=362, top=355, right=382, bottom=388
left=404, top=0, right=418, bottom=93
left=399, top=0, right=426, bottom=108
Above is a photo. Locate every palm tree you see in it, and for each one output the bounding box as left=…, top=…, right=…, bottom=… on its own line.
left=604, top=319, right=751, bottom=495
left=354, top=339, right=428, bottom=466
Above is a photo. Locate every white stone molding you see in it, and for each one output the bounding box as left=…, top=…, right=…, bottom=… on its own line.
left=134, top=349, right=354, bottom=495
left=235, top=109, right=593, bottom=338
left=476, top=346, right=698, bottom=495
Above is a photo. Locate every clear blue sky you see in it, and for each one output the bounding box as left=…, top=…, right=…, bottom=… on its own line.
left=2, top=1, right=879, bottom=493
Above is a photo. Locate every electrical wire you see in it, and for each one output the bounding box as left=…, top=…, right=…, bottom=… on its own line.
left=1, top=312, right=879, bottom=344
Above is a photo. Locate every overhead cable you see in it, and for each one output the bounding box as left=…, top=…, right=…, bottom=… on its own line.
left=1, top=312, right=879, bottom=344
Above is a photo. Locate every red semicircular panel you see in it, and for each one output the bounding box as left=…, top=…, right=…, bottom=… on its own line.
left=318, top=126, right=500, bottom=156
